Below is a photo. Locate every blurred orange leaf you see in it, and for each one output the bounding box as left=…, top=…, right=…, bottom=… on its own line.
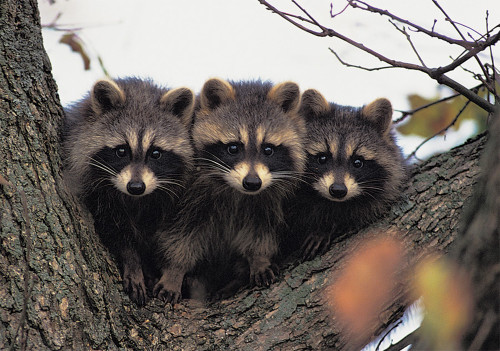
left=325, top=235, right=405, bottom=335
left=59, top=32, right=91, bottom=70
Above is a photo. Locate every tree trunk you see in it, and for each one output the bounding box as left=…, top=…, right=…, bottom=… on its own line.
left=445, top=111, right=499, bottom=351
left=0, top=1, right=492, bottom=350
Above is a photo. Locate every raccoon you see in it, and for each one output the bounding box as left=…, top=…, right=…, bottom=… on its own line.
left=153, top=78, right=306, bottom=303
left=288, top=89, right=407, bottom=261
left=63, top=77, right=195, bottom=305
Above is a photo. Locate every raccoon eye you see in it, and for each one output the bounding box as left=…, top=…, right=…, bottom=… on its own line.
left=115, top=147, right=127, bottom=158
left=317, top=154, right=328, bottom=165
left=353, top=157, right=364, bottom=168
left=227, top=144, right=239, bottom=155
left=150, top=149, right=162, bottom=160
left=263, top=145, right=274, bottom=156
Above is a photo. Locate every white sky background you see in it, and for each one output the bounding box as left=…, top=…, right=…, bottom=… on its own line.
left=38, top=0, right=499, bottom=158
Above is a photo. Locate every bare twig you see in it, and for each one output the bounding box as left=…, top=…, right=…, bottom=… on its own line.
left=460, top=65, right=491, bottom=91
left=278, top=11, right=316, bottom=26
left=432, top=0, right=466, bottom=39
left=291, top=0, right=324, bottom=30
left=44, top=12, right=62, bottom=28
left=451, top=21, right=483, bottom=38
left=388, top=20, right=427, bottom=67
left=330, top=2, right=350, bottom=19
left=349, top=0, right=477, bottom=49
left=259, top=0, right=325, bottom=36
left=328, top=48, right=394, bottom=71
left=42, top=14, right=85, bottom=32
left=486, top=11, right=499, bottom=102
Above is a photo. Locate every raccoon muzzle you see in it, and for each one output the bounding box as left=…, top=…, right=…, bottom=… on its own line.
left=127, top=181, right=146, bottom=196
left=242, top=174, right=262, bottom=192
left=329, top=183, right=348, bottom=199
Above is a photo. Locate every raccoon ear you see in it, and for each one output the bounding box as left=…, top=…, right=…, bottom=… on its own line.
left=362, top=98, right=393, bottom=135
left=160, top=87, right=195, bottom=128
left=91, top=79, right=126, bottom=114
left=299, top=89, right=330, bottom=118
left=268, top=82, right=300, bottom=113
left=199, top=78, right=235, bottom=112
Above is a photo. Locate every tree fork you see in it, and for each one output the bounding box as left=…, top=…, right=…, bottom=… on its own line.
left=0, top=0, right=492, bottom=350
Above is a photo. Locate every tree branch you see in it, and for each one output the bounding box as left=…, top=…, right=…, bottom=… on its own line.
left=431, top=0, right=490, bottom=85
left=258, top=0, right=500, bottom=113
left=348, top=0, right=477, bottom=49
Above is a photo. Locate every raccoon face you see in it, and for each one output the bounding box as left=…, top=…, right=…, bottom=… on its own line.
left=76, top=78, right=195, bottom=198
left=307, top=143, right=389, bottom=202
left=192, top=79, right=305, bottom=195
left=300, top=89, right=396, bottom=202
left=92, top=140, right=186, bottom=197
left=202, top=139, right=295, bottom=194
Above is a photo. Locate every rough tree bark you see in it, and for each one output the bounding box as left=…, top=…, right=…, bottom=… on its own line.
left=0, top=1, right=493, bottom=350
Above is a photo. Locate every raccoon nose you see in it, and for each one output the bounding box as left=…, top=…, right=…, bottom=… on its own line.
left=242, top=175, right=262, bottom=192
left=329, top=184, right=348, bottom=199
left=127, top=181, right=146, bottom=196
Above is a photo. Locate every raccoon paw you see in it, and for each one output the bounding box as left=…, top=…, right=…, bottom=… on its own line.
left=123, top=272, right=148, bottom=306
left=301, top=233, right=331, bottom=261
left=153, top=275, right=182, bottom=305
left=250, top=264, right=278, bottom=288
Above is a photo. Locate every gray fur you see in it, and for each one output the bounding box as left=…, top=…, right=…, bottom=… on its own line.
left=62, top=77, right=194, bottom=305
left=154, top=79, right=306, bottom=303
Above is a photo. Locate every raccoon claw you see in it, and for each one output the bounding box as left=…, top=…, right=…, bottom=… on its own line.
left=123, top=275, right=148, bottom=306
left=155, top=287, right=181, bottom=305
left=301, top=233, right=331, bottom=261
left=251, top=265, right=278, bottom=287
left=153, top=271, right=184, bottom=305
